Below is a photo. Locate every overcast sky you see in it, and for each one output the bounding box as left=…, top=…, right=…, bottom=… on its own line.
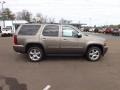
left=2, top=0, right=120, bottom=26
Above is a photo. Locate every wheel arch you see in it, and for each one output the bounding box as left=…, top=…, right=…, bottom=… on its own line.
left=25, top=43, right=46, bottom=54
left=85, top=44, right=104, bottom=55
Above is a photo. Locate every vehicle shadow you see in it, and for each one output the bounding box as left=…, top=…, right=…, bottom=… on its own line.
left=0, top=75, right=27, bottom=90
left=45, top=55, right=86, bottom=62
left=16, top=53, right=105, bottom=63
left=16, top=53, right=87, bottom=63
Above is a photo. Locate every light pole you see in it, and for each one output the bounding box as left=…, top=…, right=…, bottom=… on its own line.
left=0, top=1, right=6, bottom=28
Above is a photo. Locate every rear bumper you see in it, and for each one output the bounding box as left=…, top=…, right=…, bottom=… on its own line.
left=13, top=45, right=25, bottom=53
left=1, top=33, right=13, bottom=36
left=103, top=46, right=108, bottom=55
left=1, top=33, right=12, bottom=35
left=112, top=32, right=120, bottom=35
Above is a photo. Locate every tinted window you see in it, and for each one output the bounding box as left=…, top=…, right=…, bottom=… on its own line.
left=62, top=26, right=78, bottom=37
left=18, top=25, right=41, bottom=35
left=42, top=25, right=59, bottom=36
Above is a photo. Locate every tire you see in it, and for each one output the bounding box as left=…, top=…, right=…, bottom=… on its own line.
left=86, top=46, right=102, bottom=62
left=27, top=46, right=43, bottom=62
left=1, top=34, right=4, bottom=37
left=118, top=33, right=120, bottom=36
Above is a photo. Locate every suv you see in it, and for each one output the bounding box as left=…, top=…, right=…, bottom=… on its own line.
left=1, top=27, right=13, bottom=37
left=13, top=24, right=108, bottom=62
left=112, top=29, right=120, bottom=36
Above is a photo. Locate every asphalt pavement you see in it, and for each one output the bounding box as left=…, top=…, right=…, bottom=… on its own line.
left=83, top=32, right=120, bottom=40
left=0, top=35, right=120, bottom=90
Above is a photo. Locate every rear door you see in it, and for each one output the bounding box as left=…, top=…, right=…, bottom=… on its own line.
left=40, top=25, right=60, bottom=54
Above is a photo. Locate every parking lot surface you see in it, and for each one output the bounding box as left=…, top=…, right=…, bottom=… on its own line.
left=84, top=32, right=120, bottom=40
left=0, top=34, right=120, bottom=90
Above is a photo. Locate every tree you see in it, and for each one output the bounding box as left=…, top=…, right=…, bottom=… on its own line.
left=16, top=10, right=32, bottom=22
left=1, top=8, right=15, bottom=20
left=59, top=18, right=72, bottom=24
left=33, top=13, right=48, bottom=23
left=48, top=17, right=55, bottom=24
left=117, top=24, right=120, bottom=28
left=35, top=13, right=44, bottom=23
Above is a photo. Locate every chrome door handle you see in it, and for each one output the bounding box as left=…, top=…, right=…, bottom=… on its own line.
left=63, top=39, right=67, bottom=40
left=42, top=38, right=46, bottom=40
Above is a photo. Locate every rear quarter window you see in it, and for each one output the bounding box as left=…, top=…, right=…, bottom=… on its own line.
left=18, top=25, right=41, bottom=35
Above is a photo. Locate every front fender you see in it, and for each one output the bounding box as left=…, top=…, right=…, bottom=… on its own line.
left=84, top=41, right=104, bottom=53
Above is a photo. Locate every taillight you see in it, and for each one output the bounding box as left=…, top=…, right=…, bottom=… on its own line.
left=14, top=35, right=17, bottom=45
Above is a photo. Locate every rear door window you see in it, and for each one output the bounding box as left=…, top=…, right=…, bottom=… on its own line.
left=42, top=25, right=59, bottom=37
left=18, top=25, right=41, bottom=35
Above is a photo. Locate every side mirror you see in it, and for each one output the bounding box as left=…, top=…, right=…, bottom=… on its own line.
left=77, top=33, right=82, bottom=38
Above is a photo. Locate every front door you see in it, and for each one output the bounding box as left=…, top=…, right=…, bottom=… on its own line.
left=60, top=25, right=84, bottom=54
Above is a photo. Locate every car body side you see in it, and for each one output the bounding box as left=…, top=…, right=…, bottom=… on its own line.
left=13, top=24, right=108, bottom=56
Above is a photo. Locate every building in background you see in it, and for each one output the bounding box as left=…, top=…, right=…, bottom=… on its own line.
left=70, top=23, right=87, bottom=29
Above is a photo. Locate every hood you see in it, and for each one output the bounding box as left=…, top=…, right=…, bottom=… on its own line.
left=84, top=34, right=106, bottom=42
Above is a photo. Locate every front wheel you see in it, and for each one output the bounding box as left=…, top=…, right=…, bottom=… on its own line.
left=27, top=47, right=43, bottom=62
left=86, top=47, right=102, bottom=61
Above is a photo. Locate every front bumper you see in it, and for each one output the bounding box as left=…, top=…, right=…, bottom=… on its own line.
left=13, top=45, right=25, bottom=53
left=103, top=46, right=108, bottom=55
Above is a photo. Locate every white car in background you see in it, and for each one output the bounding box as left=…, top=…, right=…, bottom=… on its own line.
left=1, top=27, right=13, bottom=37
left=89, top=28, right=95, bottom=32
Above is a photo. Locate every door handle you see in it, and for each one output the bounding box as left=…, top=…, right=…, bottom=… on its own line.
left=63, top=39, right=67, bottom=40
left=42, top=38, right=46, bottom=40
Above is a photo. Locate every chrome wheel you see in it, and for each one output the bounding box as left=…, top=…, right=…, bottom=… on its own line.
left=88, top=49, right=100, bottom=61
left=28, top=47, right=42, bottom=61
left=87, top=47, right=101, bottom=61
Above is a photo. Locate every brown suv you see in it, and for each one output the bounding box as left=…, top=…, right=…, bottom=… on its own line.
left=13, top=24, right=108, bottom=62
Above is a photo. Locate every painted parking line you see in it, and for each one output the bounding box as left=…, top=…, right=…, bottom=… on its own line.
left=43, top=85, right=51, bottom=90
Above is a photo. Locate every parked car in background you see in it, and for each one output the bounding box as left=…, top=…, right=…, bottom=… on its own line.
left=112, top=29, right=120, bottom=36
left=13, top=24, right=108, bottom=62
left=89, top=28, right=95, bottom=32
left=1, top=27, right=13, bottom=37
left=94, top=28, right=99, bottom=33
left=80, top=28, right=84, bottom=32
left=98, top=29, right=103, bottom=33
left=84, top=27, right=89, bottom=32
left=104, top=28, right=112, bottom=34
left=98, top=28, right=105, bottom=33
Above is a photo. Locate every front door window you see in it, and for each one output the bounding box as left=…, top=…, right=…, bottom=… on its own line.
left=62, top=26, right=78, bottom=38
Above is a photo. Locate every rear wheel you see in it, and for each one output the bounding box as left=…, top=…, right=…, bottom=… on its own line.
left=86, top=46, right=102, bottom=61
left=27, top=47, right=43, bottom=62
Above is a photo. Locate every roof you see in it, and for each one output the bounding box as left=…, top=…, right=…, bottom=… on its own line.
left=70, top=23, right=87, bottom=25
